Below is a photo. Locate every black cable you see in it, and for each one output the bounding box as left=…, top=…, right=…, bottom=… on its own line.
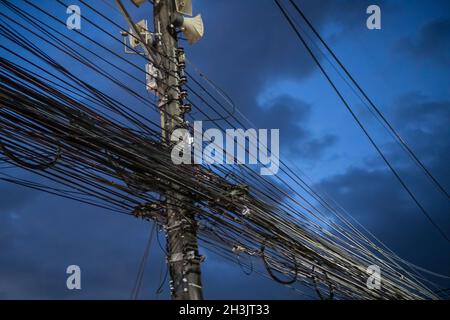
left=289, top=0, right=449, bottom=199
left=274, top=0, right=450, bottom=244
left=0, top=1, right=441, bottom=299
left=261, top=240, right=298, bottom=285
left=131, top=223, right=156, bottom=300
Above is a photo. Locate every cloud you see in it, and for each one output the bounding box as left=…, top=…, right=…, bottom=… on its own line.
left=394, top=92, right=450, bottom=130
left=0, top=186, right=164, bottom=299
left=318, top=164, right=450, bottom=280
left=291, top=134, right=338, bottom=160
left=1, top=1, right=449, bottom=299
left=398, top=18, right=450, bottom=66
left=316, top=93, right=450, bottom=283
left=0, top=182, right=37, bottom=212
left=190, top=0, right=391, bottom=115
left=252, top=95, right=339, bottom=161
left=391, top=93, right=450, bottom=176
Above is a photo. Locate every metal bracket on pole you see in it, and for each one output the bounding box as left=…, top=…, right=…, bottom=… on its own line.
left=115, top=0, right=159, bottom=63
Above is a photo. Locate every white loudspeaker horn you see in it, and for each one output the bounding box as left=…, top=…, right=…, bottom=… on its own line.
left=175, top=0, right=193, bottom=16
left=173, top=14, right=204, bottom=45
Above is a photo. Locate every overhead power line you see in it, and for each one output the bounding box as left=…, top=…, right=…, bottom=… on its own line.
left=288, top=0, right=449, bottom=200
left=273, top=0, right=450, bottom=244
left=0, top=0, right=446, bottom=300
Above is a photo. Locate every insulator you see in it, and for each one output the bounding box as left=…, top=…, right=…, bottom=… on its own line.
left=178, top=68, right=186, bottom=78
left=179, top=75, right=187, bottom=85
left=180, top=103, right=192, bottom=114
left=178, top=61, right=186, bottom=70
left=179, top=90, right=188, bottom=100
left=176, top=47, right=185, bottom=55
left=176, top=47, right=186, bottom=63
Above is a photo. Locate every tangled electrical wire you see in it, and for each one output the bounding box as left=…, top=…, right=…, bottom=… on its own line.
left=0, top=0, right=445, bottom=300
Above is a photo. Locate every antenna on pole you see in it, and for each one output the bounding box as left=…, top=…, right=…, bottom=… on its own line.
left=116, top=0, right=162, bottom=95
left=120, top=19, right=152, bottom=55
left=115, top=0, right=159, bottom=62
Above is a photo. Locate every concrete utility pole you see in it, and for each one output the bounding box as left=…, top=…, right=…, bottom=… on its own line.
left=117, top=0, right=203, bottom=300
left=153, top=0, right=203, bottom=300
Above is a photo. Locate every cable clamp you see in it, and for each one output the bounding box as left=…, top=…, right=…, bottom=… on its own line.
left=169, top=252, right=184, bottom=263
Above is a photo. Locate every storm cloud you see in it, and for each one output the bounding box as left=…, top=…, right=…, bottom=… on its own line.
left=0, top=0, right=449, bottom=299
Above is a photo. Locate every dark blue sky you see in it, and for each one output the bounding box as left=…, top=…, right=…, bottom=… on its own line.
left=0, top=0, right=449, bottom=299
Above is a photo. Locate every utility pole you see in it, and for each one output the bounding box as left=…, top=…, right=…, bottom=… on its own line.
left=117, top=0, right=204, bottom=300
left=153, top=0, right=203, bottom=300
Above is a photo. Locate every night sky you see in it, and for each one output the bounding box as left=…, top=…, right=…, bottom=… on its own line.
left=0, top=0, right=449, bottom=299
